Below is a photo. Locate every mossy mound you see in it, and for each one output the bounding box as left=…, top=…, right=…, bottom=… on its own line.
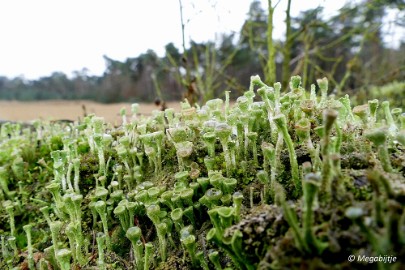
left=0, top=75, right=404, bottom=269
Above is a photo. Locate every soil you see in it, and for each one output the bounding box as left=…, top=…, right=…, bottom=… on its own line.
left=0, top=100, right=181, bottom=124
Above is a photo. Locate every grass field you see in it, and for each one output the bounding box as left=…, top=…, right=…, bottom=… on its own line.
left=0, top=100, right=181, bottom=124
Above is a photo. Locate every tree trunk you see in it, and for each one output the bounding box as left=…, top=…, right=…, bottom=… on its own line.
left=265, top=0, right=276, bottom=85
left=282, top=0, right=292, bottom=88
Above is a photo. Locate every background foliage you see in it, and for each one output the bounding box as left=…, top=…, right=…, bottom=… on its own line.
left=0, top=0, right=403, bottom=104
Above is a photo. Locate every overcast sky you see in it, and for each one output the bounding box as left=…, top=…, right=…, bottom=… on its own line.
left=0, top=0, right=402, bottom=79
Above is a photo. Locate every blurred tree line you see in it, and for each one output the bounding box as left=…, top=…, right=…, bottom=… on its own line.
left=0, top=0, right=403, bottom=104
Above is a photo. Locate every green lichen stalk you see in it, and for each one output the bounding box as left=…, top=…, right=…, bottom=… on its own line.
left=273, top=114, right=301, bottom=196
left=23, top=224, right=35, bottom=270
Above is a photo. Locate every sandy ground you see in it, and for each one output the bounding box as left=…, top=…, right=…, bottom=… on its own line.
left=0, top=100, right=181, bottom=124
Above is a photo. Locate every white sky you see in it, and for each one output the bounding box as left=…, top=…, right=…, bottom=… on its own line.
left=0, top=0, right=402, bottom=80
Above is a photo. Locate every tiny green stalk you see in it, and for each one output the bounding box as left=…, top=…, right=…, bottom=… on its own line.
left=5, top=202, right=16, bottom=238
left=95, top=201, right=111, bottom=250
left=56, top=249, right=72, bottom=270
left=273, top=114, right=301, bottom=196
left=23, top=224, right=35, bottom=270
left=303, top=173, right=327, bottom=254
left=126, top=226, right=144, bottom=270
left=365, top=128, right=393, bottom=172
left=96, top=233, right=107, bottom=270
left=320, top=109, right=338, bottom=201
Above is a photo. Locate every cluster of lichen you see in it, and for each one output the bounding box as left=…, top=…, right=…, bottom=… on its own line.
left=367, top=81, right=405, bottom=109
left=0, top=75, right=404, bottom=269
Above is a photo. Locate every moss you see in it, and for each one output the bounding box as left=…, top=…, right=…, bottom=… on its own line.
left=1, top=76, right=404, bottom=269
left=79, top=152, right=99, bottom=192
left=111, top=225, right=130, bottom=257
left=155, top=254, right=190, bottom=270
left=340, top=152, right=371, bottom=170
left=225, top=205, right=285, bottom=261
